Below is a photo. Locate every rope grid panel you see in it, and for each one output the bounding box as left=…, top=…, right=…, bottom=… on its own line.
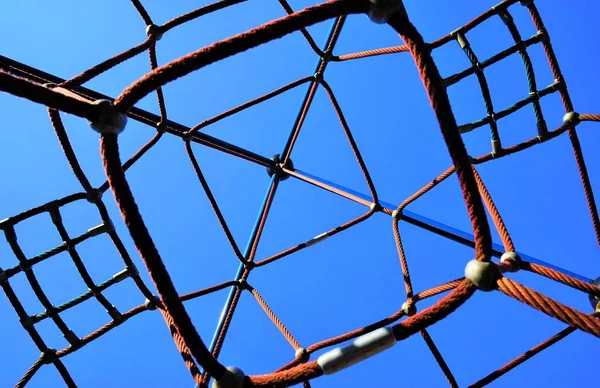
left=0, top=0, right=599, bottom=386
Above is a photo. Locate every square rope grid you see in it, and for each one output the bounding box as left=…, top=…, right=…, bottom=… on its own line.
left=0, top=194, right=155, bottom=387
left=0, top=0, right=599, bottom=387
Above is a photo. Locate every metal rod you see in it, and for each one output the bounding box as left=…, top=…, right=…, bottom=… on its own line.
left=205, top=19, right=346, bottom=382
left=0, top=54, right=273, bottom=169
left=290, top=168, right=593, bottom=283
left=280, top=16, right=346, bottom=163
left=207, top=175, right=279, bottom=357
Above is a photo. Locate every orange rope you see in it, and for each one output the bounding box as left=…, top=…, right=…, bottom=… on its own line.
left=471, top=167, right=515, bottom=252
left=0, top=0, right=598, bottom=386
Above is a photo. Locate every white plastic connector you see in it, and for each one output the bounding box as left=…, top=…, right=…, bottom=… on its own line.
left=145, top=24, right=163, bottom=41
left=401, top=300, right=416, bottom=316
left=317, top=327, right=396, bottom=375
left=455, top=32, right=469, bottom=49
left=500, top=252, right=521, bottom=272
left=212, top=366, right=245, bottom=388
left=112, top=268, right=130, bottom=282
left=563, top=111, right=580, bottom=126
left=491, top=138, right=502, bottom=156
left=306, top=232, right=329, bottom=247
left=295, top=347, right=308, bottom=360
left=465, top=259, right=501, bottom=291
left=368, top=0, right=404, bottom=24
left=87, top=222, right=109, bottom=237
left=144, top=296, right=160, bottom=311
left=88, top=99, right=127, bottom=135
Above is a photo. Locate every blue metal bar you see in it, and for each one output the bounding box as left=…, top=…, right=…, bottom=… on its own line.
left=0, top=55, right=274, bottom=170
left=293, top=168, right=593, bottom=283
left=207, top=176, right=279, bottom=359
left=203, top=20, right=345, bottom=382
left=404, top=210, right=593, bottom=283
left=280, top=16, right=345, bottom=162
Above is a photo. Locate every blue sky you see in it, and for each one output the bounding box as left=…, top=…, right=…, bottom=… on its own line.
left=1, top=1, right=599, bottom=387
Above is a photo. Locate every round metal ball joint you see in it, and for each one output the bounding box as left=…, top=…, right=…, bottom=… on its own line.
left=243, top=260, right=256, bottom=271
left=588, top=277, right=600, bottom=312
left=401, top=300, right=417, bottom=316
left=212, top=366, right=245, bottom=388
left=144, top=295, right=161, bottom=311
left=41, top=348, right=58, bottom=364
left=237, top=278, right=252, bottom=291
left=156, top=120, right=167, bottom=134
left=500, top=251, right=522, bottom=273
left=368, top=0, right=406, bottom=24
left=464, top=259, right=502, bottom=291
left=266, top=154, right=294, bottom=181
left=182, top=131, right=194, bottom=143
left=145, top=24, right=163, bottom=41
left=86, top=189, right=103, bottom=204
left=88, top=99, right=127, bottom=135
left=295, top=347, right=309, bottom=362
left=563, top=111, right=580, bottom=126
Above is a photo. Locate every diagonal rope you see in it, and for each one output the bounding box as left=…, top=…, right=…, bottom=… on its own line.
left=497, top=277, right=600, bottom=337
left=100, top=133, right=227, bottom=379
left=421, top=329, right=458, bottom=388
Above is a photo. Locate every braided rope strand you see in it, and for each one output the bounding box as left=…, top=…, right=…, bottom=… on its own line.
left=0, top=0, right=597, bottom=386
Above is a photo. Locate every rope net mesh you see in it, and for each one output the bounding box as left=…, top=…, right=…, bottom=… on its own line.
left=0, top=0, right=599, bottom=386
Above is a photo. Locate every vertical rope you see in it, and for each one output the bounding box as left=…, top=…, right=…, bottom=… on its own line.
left=387, top=12, right=492, bottom=262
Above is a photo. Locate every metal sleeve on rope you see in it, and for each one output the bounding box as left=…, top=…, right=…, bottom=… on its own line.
left=112, top=268, right=130, bottom=282
left=563, top=111, right=580, bottom=126
left=317, top=327, right=396, bottom=375
left=211, top=366, right=245, bottom=388
left=305, top=232, right=330, bottom=247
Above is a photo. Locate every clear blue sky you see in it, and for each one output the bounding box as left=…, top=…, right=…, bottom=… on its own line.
left=1, top=1, right=599, bottom=387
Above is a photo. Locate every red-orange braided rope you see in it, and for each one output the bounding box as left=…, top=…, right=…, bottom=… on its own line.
left=100, top=133, right=227, bottom=379
left=0, top=1, right=598, bottom=387
left=497, top=277, right=600, bottom=337
left=388, top=12, right=492, bottom=262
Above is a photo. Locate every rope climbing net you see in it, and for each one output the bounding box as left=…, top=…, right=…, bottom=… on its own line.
left=1, top=0, right=599, bottom=386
